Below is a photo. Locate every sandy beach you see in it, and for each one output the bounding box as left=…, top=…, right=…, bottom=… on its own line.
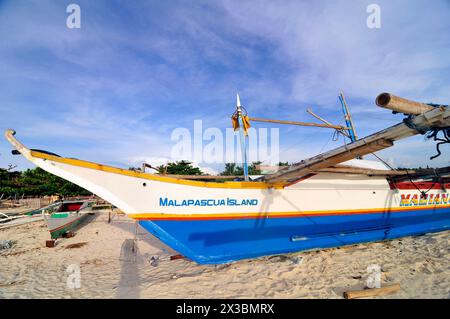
left=0, top=209, right=449, bottom=299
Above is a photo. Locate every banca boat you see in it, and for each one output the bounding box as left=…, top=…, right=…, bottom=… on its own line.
left=5, top=92, right=450, bottom=263
left=43, top=200, right=94, bottom=239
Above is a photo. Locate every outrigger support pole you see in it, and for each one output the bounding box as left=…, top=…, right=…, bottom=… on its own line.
left=265, top=102, right=450, bottom=182
left=339, top=91, right=358, bottom=143
left=249, top=117, right=348, bottom=130
left=306, top=108, right=351, bottom=138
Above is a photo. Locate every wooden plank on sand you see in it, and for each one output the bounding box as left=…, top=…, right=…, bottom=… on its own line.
left=343, top=283, right=401, bottom=299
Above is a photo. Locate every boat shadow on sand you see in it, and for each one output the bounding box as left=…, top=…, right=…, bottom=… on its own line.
left=107, top=217, right=178, bottom=298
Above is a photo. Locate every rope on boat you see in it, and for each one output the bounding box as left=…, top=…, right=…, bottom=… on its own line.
left=403, top=115, right=450, bottom=160
left=370, top=152, right=396, bottom=171
left=371, top=150, right=443, bottom=197
left=404, top=169, right=438, bottom=199
left=426, top=128, right=450, bottom=160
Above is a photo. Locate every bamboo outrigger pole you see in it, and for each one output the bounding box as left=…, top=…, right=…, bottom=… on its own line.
left=376, top=93, right=435, bottom=115
left=306, top=108, right=336, bottom=127
left=264, top=98, right=450, bottom=182
left=248, top=117, right=348, bottom=130
left=307, top=108, right=351, bottom=138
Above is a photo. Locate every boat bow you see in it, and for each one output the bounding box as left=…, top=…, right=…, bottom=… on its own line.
left=4, top=129, right=34, bottom=162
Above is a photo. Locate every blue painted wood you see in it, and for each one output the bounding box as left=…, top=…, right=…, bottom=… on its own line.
left=139, top=206, right=450, bottom=264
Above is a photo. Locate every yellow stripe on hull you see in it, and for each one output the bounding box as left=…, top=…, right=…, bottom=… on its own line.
left=30, top=151, right=286, bottom=189
left=128, top=204, right=450, bottom=220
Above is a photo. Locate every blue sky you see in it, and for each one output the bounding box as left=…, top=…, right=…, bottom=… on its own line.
left=0, top=0, right=449, bottom=173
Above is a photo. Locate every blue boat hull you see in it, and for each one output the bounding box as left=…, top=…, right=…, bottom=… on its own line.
left=139, top=207, right=450, bottom=264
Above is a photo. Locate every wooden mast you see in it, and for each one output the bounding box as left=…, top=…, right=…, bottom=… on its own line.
left=236, top=94, right=249, bottom=181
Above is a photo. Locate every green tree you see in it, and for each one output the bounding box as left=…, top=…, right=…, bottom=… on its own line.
left=157, top=161, right=203, bottom=175
left=0, top=167, right=90, bottom=196
left=221, top=163, right=237, bottom=176
left=220, top=162, right=262, bottom=176
left=248, top=161, right=262, bottom=175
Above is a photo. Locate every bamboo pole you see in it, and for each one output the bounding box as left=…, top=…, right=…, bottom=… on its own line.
left=256, top=165, right=407, bottom=176
left=376, top=93, right=434, bottom=115
left=306, top=108, right=335, bottom=126
left=249, top=117, right=349, bottom=130
left=318, top=166, right=406, bottom=176
left=265, top=105, right=450, bottom=182
left=343, top=283, right=401, bottom=299
left=307, top=108, right=351, bottom=138
left=163, top=166, right=412, bottom=180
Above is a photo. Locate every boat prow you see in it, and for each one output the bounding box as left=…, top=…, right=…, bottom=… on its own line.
left=5, top=129, right=33, bottom=161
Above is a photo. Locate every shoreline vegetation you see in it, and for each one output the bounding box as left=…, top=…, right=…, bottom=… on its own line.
left=0, top=167, right=90, bottom=197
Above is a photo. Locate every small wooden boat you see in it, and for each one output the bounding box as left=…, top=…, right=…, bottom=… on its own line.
left=0, top=212, right=22, bottom=224
left=43, top=201, right=94, bottom=239
left=26, top=202, right=61, bottom=216
left=0, top=214, right=44, bottom=230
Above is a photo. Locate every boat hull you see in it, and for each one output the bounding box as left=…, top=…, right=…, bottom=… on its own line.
left=4, top=133, right=450, bottom=264
left=46, top=213, right=89, bottom=239
left=139, top=206, right=450, bottom=264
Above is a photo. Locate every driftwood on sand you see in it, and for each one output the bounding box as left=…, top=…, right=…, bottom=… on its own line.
left=343, top=283, right=401, bottom=299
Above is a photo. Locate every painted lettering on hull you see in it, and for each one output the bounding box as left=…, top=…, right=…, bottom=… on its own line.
left=159, top=197, right=258, bottom=207
left=400, top=193, right=448, bottom=207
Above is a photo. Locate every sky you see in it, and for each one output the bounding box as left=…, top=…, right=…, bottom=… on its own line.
left=0, top=0, right=449, bottom=174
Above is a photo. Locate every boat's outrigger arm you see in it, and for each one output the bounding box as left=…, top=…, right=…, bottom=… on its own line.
left=265, top=95, right=450, bottom=182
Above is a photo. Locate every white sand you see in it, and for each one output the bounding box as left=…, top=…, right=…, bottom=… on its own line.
left=0, top=210, right=449, bottom=299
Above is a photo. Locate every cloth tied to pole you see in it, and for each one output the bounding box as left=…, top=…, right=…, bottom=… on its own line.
left=231, top=114, right=251, bottom=135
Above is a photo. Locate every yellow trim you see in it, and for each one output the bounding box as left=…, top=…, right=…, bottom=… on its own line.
left=30, top=151, right=286, bottom=189
left=128, top=204, right=450, bottom=220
